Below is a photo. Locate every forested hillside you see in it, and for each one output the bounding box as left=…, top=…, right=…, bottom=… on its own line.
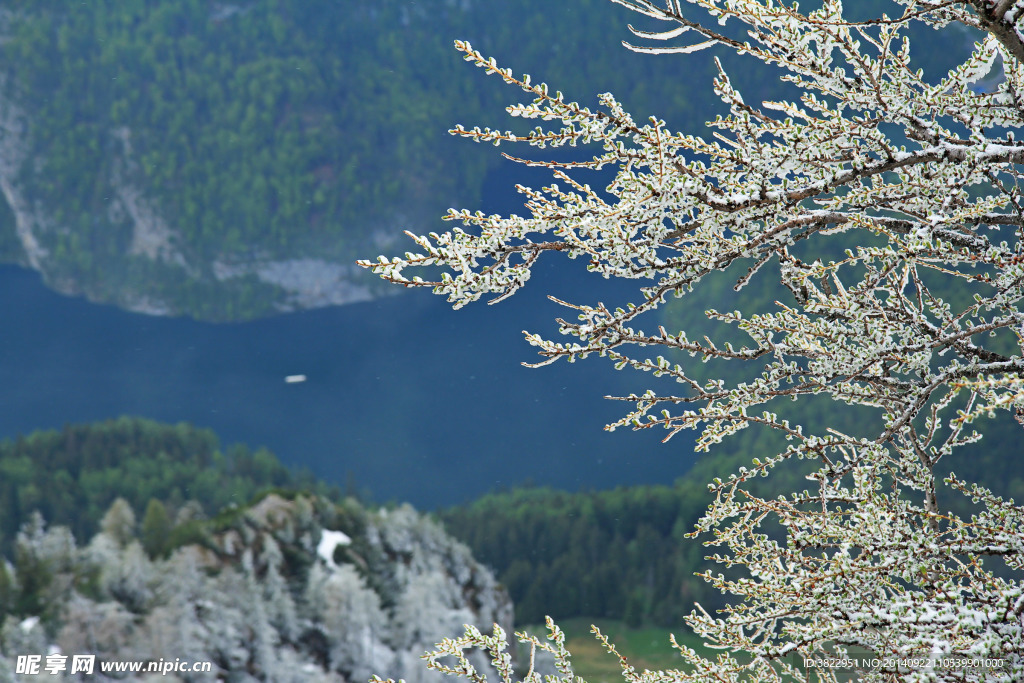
left=0, top=419, right=518, bottom=680
left=439, top=481, right=718, bottom=628
left=0, top=403, right=1019, bottom=646
left=0, top=0, right=704, bottom=320
left=0, top=0, right=968, bottom=321
left=440, top=413, right=1023, bottom=628
left=0, top=492, right=513, bottom=681
left=0, top=417, right=338, bottom=553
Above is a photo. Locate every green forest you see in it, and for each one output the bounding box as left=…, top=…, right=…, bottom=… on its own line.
left=0, top=417, right=339, bottom=555
left=0, top=413, right=1018, bottom=632
left=0, top=0, right=970, bottom=320
left=439, top=409, right=1024, bottom=628
left=0, top=0, right=706, bottom=320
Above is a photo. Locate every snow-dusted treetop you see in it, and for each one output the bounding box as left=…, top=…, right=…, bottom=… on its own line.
left=361, top=1, right=1024, bottom=681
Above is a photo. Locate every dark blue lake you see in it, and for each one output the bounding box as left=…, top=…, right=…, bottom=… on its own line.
left=0, top=169, right=699, bottom=509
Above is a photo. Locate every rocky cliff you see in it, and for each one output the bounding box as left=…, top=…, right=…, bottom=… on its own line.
left=0, top=493, right=514, bottom=682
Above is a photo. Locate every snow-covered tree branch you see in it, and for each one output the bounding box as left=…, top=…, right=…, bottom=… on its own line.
left=360, top=1, right=1024, bottom=681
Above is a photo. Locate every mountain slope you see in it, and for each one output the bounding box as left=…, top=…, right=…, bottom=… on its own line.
left=0, top=0, right=697, bottom=320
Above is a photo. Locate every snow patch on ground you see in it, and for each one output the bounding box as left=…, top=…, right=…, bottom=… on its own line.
left=317, top=529, right=352, bottom=569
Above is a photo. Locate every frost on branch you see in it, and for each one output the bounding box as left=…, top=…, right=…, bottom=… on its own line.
left=359, top=1, right=1024, bottom=681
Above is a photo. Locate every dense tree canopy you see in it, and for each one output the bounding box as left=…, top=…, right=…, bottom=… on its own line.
left=0, top=0, right=733, bottom=320
left=364, top=1, right=1024, bottom=681
left=0, top=417, right=336, bottom=553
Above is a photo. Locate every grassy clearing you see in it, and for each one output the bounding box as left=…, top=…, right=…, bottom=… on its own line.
left=517, top=618, right=713, bottom=683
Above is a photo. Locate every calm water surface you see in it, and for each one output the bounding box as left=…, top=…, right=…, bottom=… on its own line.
left=0, top=259, right=698, bottom=508
left=0, top=163, right=698, bottom=508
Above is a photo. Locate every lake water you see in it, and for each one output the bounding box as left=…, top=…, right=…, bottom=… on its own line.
left=0, top=169, right=699, bottom=508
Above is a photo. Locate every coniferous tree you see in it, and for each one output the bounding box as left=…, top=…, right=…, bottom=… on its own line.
left=98, top=498, right=136, bottom=549
left=140, top=498, right=172, bottom=559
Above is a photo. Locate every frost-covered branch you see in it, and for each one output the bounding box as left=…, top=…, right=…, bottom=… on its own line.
left=362, top=1, right=1024, bottom=681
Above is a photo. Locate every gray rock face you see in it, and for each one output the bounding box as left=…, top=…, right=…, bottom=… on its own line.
left=0, top=495, right=515, bottom=682
left=0, top=74, right=48, bottom=273
left=211, top=256, right=383, bottom=313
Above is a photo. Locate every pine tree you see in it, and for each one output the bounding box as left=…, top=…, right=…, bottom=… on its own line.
left=260, top=536, right=299, bottom=642
left=140, top=498, right=172, bottom=559
left=98, top=498, right=136, bottom=548
left=304, top=562, right=392, bottom=678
